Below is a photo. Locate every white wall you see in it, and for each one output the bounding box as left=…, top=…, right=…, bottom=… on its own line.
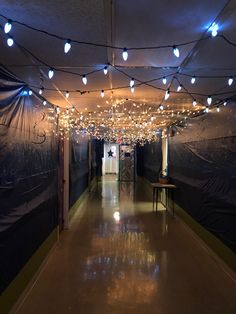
left=102, top=143, right=119, bottom=175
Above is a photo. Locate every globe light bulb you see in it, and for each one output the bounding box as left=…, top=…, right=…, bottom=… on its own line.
left=48, top=68, right=54, bottom=79
left=64, top=40, right=71, bottom=54
left=207, top=96, right=212, bottom=105
left=191, top=76, right=196, bottom=84
left=173, top=46, right=179, bottom=58
left=103, top=66, right=108, bottom=75
left=82, top=75, right=87, bottom=85
left=7, top=37, right=14, bottom=47
left=228, top=77, right=233, bottom=86
left=4, top=20, right=12, bottom=34
left=122, top=48, right=128, bottom=61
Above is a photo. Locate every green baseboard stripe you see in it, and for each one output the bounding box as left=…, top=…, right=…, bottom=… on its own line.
left=0, top=227, right=58, bottom=314
left=139, top=176, right=236, bottom=273
left=69, top=177, right=96, bottom=222
left=173, top=202, right=236, bottom=273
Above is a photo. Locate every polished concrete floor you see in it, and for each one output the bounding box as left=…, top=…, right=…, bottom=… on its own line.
left=13, top=177, right=236, bottom=314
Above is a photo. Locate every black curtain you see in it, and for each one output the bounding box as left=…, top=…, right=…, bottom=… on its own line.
left=0, top=66, right=58, bottom=293
left=169, top=103, right=236, bottom=252
left=142, top=139, right=162, bottom=182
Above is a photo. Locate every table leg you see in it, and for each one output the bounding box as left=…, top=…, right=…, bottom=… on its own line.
left=155, top=188, right=158, bottom=212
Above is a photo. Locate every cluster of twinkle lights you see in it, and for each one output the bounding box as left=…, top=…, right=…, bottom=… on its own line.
left=54, top=98, right=216, bottom=144
left=1, top=15, right=235, bottom=143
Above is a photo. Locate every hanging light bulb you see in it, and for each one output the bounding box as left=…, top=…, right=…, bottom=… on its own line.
left=216, top=106, right=220, bottom=112
left=103, top=66, right=108, bottom=75
left=56, top=106, right=60, bottom=114
left=48, top=68, right=54, bottom=79
left=131, top=85, right=135, bottom=93
left=4, top=20, right=12, bottom=34
left=165, top=90, right=170, bottom=100
left=65, top=91, right=69, bottom=98
left=28, top=89, right=32, bottom=96
left=7, top=36, right=14, bottom=47
left=173, top=46, right=179, bottom=58
left=162, top=77, right=167, bottom=85
left=205, top=106, right=209, bottom=113
left=228, top=76, right=233, bottom=86
left=159, top=104, right=164, bottom=110
left=207, top=96, right=212, bottom=105
left=43, top=100, right=47, bottom=106
left=39, top=87, right=44, bottom=95
left=82, top=75, right=87, bottom=85
left=122, top=48, right=128, bottom=61
left=191, top=76, right=196, bottom=84
left=130, top=78, right=135, bottom=87
left=177, top=84, right=182, bottom=92
left=101, top=90, right=105, bottom=98
left=192, top=99, right=197, bottom=106
left=209, top=22, right=219, bottom=37
left=64, top=40, right=71, bottom=54
left=223, top=100, right=227, bottom=106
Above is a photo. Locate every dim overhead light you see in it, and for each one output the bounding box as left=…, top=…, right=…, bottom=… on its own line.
left=191, top=76, right=196, bottom=84
left=82, top=75, right=87, bottom=85
left=103, top=66, right=108, bottom=75
left=7, top=36, right=14, bottom=47
left=64, top=40, right=71, bottom=54
left=228, top=77, right=233, bottom=86
left=207, top=96, right=212, bottom=105
left=48, top=68, right=54, bottom=79
left=122, top=48, right=128, bottom=61
left=173, top=46, right=179, bottom=58
left=4, top=20, right=12, bottom=34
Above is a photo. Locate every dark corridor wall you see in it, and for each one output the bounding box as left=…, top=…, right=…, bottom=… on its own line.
left=168, top=102, right=236, bottom=252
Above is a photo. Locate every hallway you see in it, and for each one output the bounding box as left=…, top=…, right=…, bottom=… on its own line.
left=13, top=178, right=236, bottom=314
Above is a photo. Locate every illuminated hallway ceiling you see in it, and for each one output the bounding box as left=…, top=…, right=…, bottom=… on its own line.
left=0, top=0, right=236, bottom=142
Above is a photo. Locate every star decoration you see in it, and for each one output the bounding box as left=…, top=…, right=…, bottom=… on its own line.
left=107, top=149, right=114, bottom=157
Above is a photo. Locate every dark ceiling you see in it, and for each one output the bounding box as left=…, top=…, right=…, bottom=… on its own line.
left=0, top=0, right=236, bottom=137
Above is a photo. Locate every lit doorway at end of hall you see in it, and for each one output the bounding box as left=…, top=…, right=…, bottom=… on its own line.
left=102, top=142, right=119, bottom=179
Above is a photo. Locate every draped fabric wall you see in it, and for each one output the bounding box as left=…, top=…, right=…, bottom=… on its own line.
left=142, top=140, right=162, bottom=182
left=169, top=102, right=236, bottom=252
left=0, top=66, right=58, bottom=293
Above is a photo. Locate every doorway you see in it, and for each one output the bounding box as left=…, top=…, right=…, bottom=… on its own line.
left=102, top=142, right=119, bottom=179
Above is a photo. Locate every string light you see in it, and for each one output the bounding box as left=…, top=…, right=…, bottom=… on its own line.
left=64, top=39, right=71, bottom=54
left=4, top=20, right=12, bottom=33
left=56, top=106, right=60, bottom=114
left=48, top=68, right=54, bottom=79
left=192, top=99, right=197, bottom=106
left=173, top=46, right=179, bottom=58
left=223, top=100, right=227, bottom=106
left=207, top=96, right=212, bottom=105
left=205, top=106, right=209, bottom=113
left=131, top=85, right=135, bottom=93
left=191, top=76, right=196, bottom=84
left=43, top=100, right=47, bottom=106
left=177, top=84, right=182, bottom=92
left=216, top=106, right=220, bottom=112
left=29, top=89, right=32, bottom=95
left=165, top=89, right=170, bottom=100
left=65, top=91, right=69, bottom=98
left=162, top=77, right=167, bottom=85
left=82, top=75, right=87, bottom=85
left=130, top=78, right=135, bottom=87
left=122, top=48, right=128, bottom=61
left=209, top=22, right=219, bottom=37
left=101, top=90, right=104, bottom=98
left=159, top=104, right=164, bottom=110
left=103, top=66, right=108, bottom=75
left=39, top=87, right=44, bottom=95
left=7, top=36, right=14, bottom=47
left=228, top=76, right=233, bottom=86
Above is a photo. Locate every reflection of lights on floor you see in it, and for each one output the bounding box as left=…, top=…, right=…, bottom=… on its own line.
left=113, top=211, right=120, bottom=222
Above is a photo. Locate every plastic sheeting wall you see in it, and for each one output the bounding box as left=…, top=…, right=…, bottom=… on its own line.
left=169, top=103, right=236, bottom=252
left=142, top=140, right=162, bottom=182
left=0, top=66, right=58, bottom=293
